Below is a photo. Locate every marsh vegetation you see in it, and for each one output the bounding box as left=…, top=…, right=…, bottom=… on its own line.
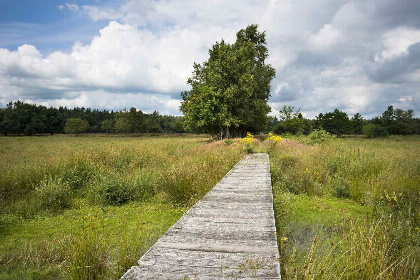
left=0, top=133, right=419, bottom=279
left=0, top=134, right=244, bottom=279
left=270, top=135, right=420, bottom=279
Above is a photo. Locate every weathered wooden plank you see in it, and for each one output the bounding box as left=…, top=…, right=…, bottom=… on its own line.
left=121, top=153, right=281, bottom=279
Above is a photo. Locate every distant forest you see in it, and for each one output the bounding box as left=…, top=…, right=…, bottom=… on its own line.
left=0, top=101, right=419, bottom=137
left=0, top=101, right=184, bottom=135
left=267, top=105, right=420, bottom=137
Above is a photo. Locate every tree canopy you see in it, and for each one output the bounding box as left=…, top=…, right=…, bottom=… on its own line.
left=64, top=118, right=89, bottom=134
left=0, top=101, right=185, bottom=135
left=273, top=106, right=312, bottom=135
left=316, top=109, right=351, bottom=137
left=180, top=24, right=276, bottom=139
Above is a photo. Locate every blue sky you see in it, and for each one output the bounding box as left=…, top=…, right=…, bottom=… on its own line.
left=1, top=0, right=420, bottom=118
left=0, top=0, right=110, bottom=53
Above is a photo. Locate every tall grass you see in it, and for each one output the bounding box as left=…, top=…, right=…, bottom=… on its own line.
left=0, top=134, right=245, bottom=279
left=269, top=135, right=420, bottom=279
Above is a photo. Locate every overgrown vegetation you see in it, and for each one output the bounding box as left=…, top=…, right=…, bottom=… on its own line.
left=1, top=132, right=419, bottom=279
left=0, top=134, right=244, bottom=279
left=269, top=135, right=420, bottom=279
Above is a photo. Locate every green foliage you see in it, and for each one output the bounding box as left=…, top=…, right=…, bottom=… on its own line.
left=64, top=118, right=89, bottom=134
left=273, top=106, right=312, bottom=135
left=0, top=135, right=244, bottom=278
left=299, top=129, right=332, bottom=145
left=350, top=112, right=364, bottom=135
left=316, top=109, right=351, bottom=137
left=362, top=123, right=389, bottom=138
left=35, top=175, right=72, bottom=211
left=62, top=159, right=96, bottom=189
left=92, top=174, right=155, bottom=206
left=181, top=24, right=276, bottom=139
left=270, top=136, right=420, bottom=279
left=0, top=101, right=185, bottom=135
left=67, top=218, right=108, bottom=280
left=274, top=118, right=312, bottom=135
left=265, top=116, right=280, bottom=133
left=114, top=117, right=130, bottom=133
left=100, top=119, right=114, bottom=133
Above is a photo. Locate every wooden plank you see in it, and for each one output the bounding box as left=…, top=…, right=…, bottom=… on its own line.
left=121, top=153, right=281, bottom=279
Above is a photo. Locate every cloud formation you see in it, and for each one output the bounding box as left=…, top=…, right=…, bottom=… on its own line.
left=1, top=0, right=420, bottom=118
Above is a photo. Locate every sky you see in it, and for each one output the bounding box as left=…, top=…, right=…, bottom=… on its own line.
left=1, top=0, right=420, bottom=118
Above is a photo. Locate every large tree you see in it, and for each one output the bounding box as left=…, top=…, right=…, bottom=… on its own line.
left=316, top=109, right=351, bottom=137
left=64, top=118, right=89, bottom=134
left=274, top=106, right=311, bottom=135
left=180, top=24, right=275, bottom=139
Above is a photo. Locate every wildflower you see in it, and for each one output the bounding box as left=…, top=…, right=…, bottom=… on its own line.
left=266, top=132, right=283, bottom=148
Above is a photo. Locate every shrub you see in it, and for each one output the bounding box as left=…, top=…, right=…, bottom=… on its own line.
left=62, top=160, right=95, bottom=189
left=334, top=177, right=351, bottom=198
left=64, top=118, right=89, bottom=134
left=300, top=129, right=332, bottom=145
left=96, top=177, right=137, bottom=205
left=224, top=139, right=234, bottom=145
left=362, top=123, right=389, bottom=138
left=35, top=176, right=72, bottom=211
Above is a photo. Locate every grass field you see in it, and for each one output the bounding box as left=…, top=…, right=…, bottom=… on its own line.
left=270, top=136, right=420, bottom=279
left=1, top=133, right=419, bottom=279
left=0, top=134, right=244, bottom=279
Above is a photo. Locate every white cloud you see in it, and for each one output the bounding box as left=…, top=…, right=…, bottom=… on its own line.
left=309, top=24, right=342, bottom=49
left=2, top=0, right=420, bottom=117
left=82, top=5, right=121, bottom=21
left=379, top=27, right=420, bottom=61
left=65, top=3, right=79, bottom=12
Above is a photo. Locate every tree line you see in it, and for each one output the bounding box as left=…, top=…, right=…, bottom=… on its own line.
left=267, top=105, right=420, bottom=137
left=0, top=101, right=185, bottom=135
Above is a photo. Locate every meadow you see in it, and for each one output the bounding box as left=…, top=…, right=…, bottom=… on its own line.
left=1, top=133, right=419, bottom=279
left=270, top=135, right=420, bottom=279
left=0, top=134, right=244, bottom=279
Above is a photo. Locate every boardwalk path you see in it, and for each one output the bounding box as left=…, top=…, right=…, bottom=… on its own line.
left=121, top=153, right=281, bottom=279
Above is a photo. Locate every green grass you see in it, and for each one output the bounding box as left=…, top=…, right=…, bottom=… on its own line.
left=269, top=135, right=420, bottom=279
left=0, top=199, right=184, bottom=279
left=0, top=134, right=245, bottom=279
left=1, top=133, right=419, bottom=279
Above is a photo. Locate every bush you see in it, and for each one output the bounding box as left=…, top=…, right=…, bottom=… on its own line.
left=273, top=118, right=311, bottom=135
left=334, top=177, right=351, bottom=198
left=300, top=129, right=332, bottom=145
left=35, top=176, right=72, bottom=211
left=64, top=118, right=89, bottom=134
left=99, top=177, right=136, bottom=205
left=362, top=123, right=389, bottom=138
left=62, top=160, right=95, bottom=189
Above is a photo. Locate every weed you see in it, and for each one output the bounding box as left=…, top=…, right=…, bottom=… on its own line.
left=35, top=175, right=72, bottom=211
left=271, top=136, right=420, bottom=279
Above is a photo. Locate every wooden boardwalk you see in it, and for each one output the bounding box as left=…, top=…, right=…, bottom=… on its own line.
left=121, top=153, right=281, bottom=279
